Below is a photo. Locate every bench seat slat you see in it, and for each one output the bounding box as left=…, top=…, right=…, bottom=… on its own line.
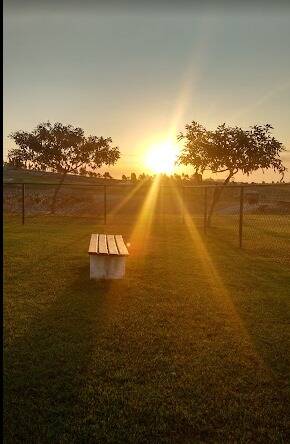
left=107, top=235, right=119, bottom=255
left=98, top=234, right=108, bottom=254
left=88, top=234, right=98, bottom=254
left=115, top=235, right=129, bottom=256
left=88, top=234, right=129, bottom=257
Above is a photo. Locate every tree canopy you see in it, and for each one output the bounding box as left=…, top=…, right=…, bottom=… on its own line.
left=8, top=121, right=120, bottom=177
left=8, top=122, right=120, bottom=212
left=177, top=121, right=286, bottom=184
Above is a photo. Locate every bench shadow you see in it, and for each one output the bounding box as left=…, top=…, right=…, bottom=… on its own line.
left=4, top=265, right=115, bottom=443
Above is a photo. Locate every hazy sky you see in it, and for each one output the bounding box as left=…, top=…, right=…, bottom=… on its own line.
left=4, top=1, right=290, bottom=181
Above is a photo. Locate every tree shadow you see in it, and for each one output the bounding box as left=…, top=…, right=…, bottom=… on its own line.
left=4, top=265, right=115, bottom=443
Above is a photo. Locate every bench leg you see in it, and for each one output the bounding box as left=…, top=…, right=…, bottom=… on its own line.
left=90, top=255, right=126, bottom=279
left=107, top=257, right=126, bottom=279
left=90, top=255, right=108, bottom=279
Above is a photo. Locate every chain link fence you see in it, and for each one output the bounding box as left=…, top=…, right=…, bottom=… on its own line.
left=242, top=185, right=290, bottom=264
left=3, top=181, right=290, bottom=263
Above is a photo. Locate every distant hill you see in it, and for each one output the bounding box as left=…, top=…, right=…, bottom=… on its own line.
left=3, top=168, right=121, bottom=185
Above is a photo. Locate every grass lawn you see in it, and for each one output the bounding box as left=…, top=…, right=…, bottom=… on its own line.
left=3, top=215, right=290, bottom=443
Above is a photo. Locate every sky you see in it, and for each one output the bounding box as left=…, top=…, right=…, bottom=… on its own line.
left=3, top=0, right=290, bottom=181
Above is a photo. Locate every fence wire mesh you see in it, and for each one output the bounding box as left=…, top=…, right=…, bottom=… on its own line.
left=3, top=182, right=290, bottom=264
left=209, top=186, right=241, bottom=246
left=242, top=185, right=290, bottom=264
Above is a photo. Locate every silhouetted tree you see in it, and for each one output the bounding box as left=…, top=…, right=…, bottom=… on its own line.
left=3, top=158, right=24, bottom=170
left=177, top=121, right=286, bottom=225
left=8, top=122, right=120, bottom=213
left=191, top=172, right=202, bottom=184
left=3, top=161, right=17, bottom=170
left=122, top=174, right=128, bottom=181
left=103, top=172, right=112, bottom=180
left=173, top=173, right=182, bottom=183
left=131, top=172, right=137, bottom=183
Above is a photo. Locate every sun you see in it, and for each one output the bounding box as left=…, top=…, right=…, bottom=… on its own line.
left=144, top=140, right=179, bottom=174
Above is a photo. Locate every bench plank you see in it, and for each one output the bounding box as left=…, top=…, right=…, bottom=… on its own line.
left=88, top=234, right=98, bottom=254
left=107, top=235, right=119, bottom=255
left=98, top=234, right=108, bottom=254
left=115, top=235, right=129, bottom=256
left=88, top=234, right=129, bottom=257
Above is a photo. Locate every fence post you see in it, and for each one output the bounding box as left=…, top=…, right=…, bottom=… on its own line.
left=239, top=186, right=244, bottom=248
left=22, top=183, right=25, bottom=225
left=104, top=185, right=107, bottom=225
left=162, top=186, right=164, bottom=225
left=204, top=187, right=208, bottom=234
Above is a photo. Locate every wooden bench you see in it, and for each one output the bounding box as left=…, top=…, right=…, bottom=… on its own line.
left=88, top=234, right=129, bottom=279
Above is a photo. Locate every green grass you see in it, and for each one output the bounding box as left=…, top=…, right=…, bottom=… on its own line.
left=4, top=215, right=290, bottom=443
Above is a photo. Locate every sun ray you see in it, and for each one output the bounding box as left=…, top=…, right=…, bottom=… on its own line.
left=129, top=175, right=161, bottom=255
left=107, top=179, right=148, bottom=222
left=171, top=183, right=274, bottom=375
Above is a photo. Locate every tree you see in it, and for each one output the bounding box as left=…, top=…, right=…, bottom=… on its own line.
left=3, top=161, right=18, bottom=171
left=191, top=172, right=202, bottom=184
left=130, top=172, right=137, bottom=183
left=103, top=172, right=112, bottom=180
left=4, top=158, right=24, bottom=170
left=177, top=121, right=286, bottom=225
left=8, top=122, right=120, bottom=213
left=122, top=174, right=128, bottom=181
left=173, top=173, right=182, bottom=184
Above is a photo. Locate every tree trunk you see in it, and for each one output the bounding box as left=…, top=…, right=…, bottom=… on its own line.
left=206, top=172, right=234, bottom=228
left=50, top=172, right=67, bottom=214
